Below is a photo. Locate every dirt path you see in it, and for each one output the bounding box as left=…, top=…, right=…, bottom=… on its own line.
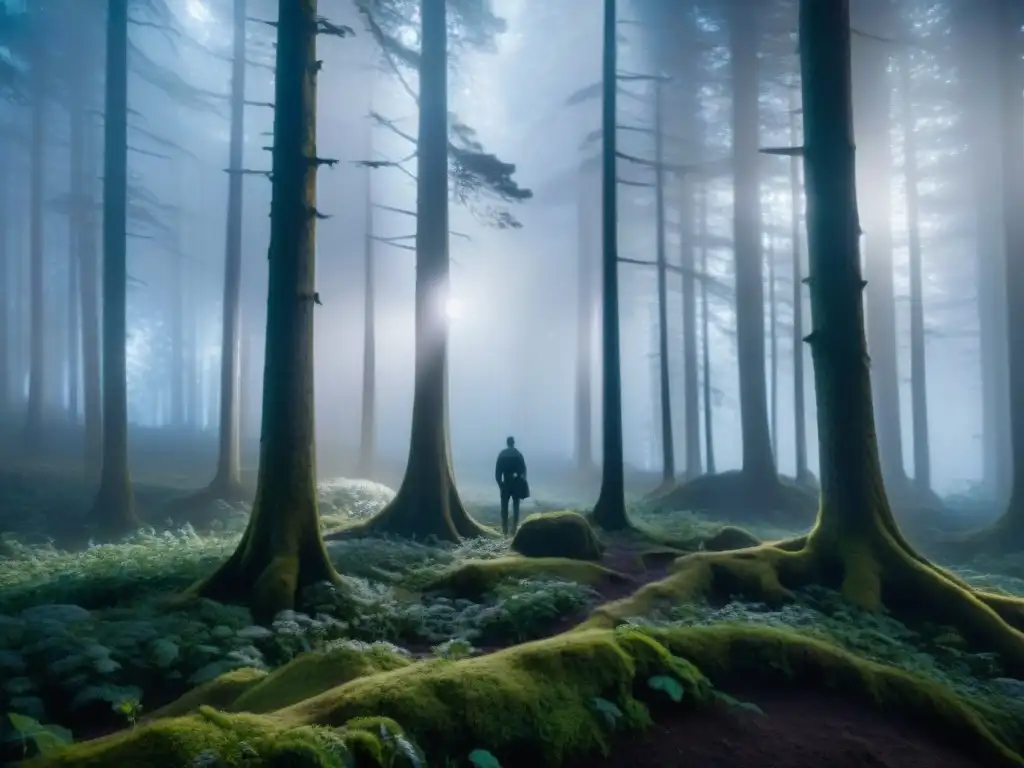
left=575, top=689, right=988, bottom=768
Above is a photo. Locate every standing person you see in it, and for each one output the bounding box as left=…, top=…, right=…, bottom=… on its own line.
left=495, top=436, right=529, bottom=535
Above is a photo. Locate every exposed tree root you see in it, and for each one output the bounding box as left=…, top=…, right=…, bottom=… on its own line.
left=184, top=492, right=343, bottom=623
left=654, top=469, right=817, bottom=527
left=586, top=519, right=1024, bottom=676
left=326, top=464, right=495, bottom=544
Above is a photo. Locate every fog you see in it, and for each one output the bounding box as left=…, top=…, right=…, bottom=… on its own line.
left=0, top=0, right=1007, bottom=499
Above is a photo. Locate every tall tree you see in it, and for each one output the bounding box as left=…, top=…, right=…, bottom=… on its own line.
left=955, top=0, right=1011, bottom=503
left=789, top=94, right=809, bottom=485
left=80, top=110, right=102, bottom=479
left=699, top=182, right=715, bottom=475
left=851, top=0, right=907, bottom=495
left=767, top=234, right=778, bottom=449
left=652, top=76, right=674, bottom=487
left=207, top=0, right=248, bottom=500
left=88, top=0, right=138, bottom=532
left=591, top=0, right=629, bottom=531
left=0, top=153, right=8, bottom=415
left=358, top=114, right=376, bottom=479
left=575, top=157, right=596, bottom=475
left=339, top=0, right=490, bottom=542
left=23, top=2, right=45, bottom=447
left=602, top=0, right=1024, bottom=682
left=190, top=0, right=343, bottom=618
left=899, top=53, right=930, bottom=494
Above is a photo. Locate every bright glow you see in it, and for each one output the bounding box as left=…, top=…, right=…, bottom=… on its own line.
left=444, top=298, right=463, bottom=322
left=185, top=0, right=211, bottom=24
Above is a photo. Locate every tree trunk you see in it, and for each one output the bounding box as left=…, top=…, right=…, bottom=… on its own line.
left=653, top=78, right=674, bottom=485
left=789, top=99, right=809, bottom=484
left=574, top=160, right=595, bottom=474
left=729, top=2, right=776, bottom=483
left=79, top=114, right=102, bottom=479
left=699, top=182, right=715, bottom=475
left=24, top=22, right=46, bottom=447
left=592, top=0, right=629, bottom=531
left=851, top=0, right=907, bottom=493
left=342, top=0, right=488, bottom=542
left=358, top=157, right=376, bottom=479
left=767, top=234, right=778, bottom=451
left=900, top=55, right=931, bottom=494
left=67, top=72, right=85, bottom=426
left=209, top=0, right=248, bottom=499
left=192, top=0, right=340, bottom=619
left=0, top=160, right=8, bottom=414
left=958, top=2, right=1012, bottom=503
left=88, top=0, right=137, bottom=533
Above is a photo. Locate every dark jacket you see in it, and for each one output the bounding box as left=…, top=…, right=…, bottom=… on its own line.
left=495, top=447, right=529, bottom=499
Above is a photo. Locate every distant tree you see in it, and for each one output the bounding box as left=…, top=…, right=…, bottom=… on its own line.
left=88, top=0, right=139, bottom=532
left=339, top=0, right=529, bottom=542
left=206, top=0, right=248, bottom=502
left=189, top=0, right=347, bottom=618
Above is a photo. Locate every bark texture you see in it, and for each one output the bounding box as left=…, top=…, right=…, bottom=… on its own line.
left=192, top=0, right=340, bottom=619
left=592, top=0, right=629, bottom=531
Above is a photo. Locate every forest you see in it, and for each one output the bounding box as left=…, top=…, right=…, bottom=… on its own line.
left=1, top=0, right=1024, bottom=765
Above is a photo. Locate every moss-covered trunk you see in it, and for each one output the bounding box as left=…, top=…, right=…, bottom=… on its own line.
left=592, top=0, right=629, bottom=531
left=698, top=182, right=715, bottom=475
left=899, top=55, right=931, bottom=494
left=193, top=0, right=340, bottom=619
left=575, top=160, right=596, bottom=474
left=89, top=0, right=137, bottom=533
left=653, top=79, right=674, bottom=485
left=210, top=0, right=248, bottom=499
left=358, top=158, right=376, bottom=479
left=851, top=0, right=906, bottom=493
left=728, top=2, right=776, bottom=484
left=339, top=0, right=487, bottom=543
left=24, top=14, right=45, bottom=447
left=788, top=100, right=809, bottom=483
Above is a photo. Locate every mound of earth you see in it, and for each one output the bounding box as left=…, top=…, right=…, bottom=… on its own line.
left=577, top=689, right=987, bottom=768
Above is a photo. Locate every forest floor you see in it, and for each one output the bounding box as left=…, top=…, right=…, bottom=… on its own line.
left=1, top=460, right=1023, bottom=766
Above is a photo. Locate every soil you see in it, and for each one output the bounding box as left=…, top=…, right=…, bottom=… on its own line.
left=576, top=689, right=989, bottom=768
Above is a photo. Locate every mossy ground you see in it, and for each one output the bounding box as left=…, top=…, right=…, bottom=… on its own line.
left=3, top=462, right=1024, bottom=765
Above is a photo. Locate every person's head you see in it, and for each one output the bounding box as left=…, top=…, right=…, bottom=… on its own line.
left=506, top=436, right=515, bottom=448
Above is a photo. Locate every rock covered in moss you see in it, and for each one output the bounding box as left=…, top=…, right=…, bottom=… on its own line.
left=511, top=511, right=604, bottom=561
left=702, top=525, right=761, bottom=552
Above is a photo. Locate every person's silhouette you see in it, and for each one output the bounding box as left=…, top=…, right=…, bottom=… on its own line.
left=494, top=436, right=529, bottom=535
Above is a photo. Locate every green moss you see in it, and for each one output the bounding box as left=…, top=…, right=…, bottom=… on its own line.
left=231, top=645, right=412, bottom=713
left=30, top=625, right=1023, bottom=767
left=422, top=555, right=632, bottom=599
left=32, top=707, right=277, bottom=768
left=148, top=667, right=268, bottom=720
left=511, top=511, right=604, bottom=561
left=702, top=525, right=761, bottom=552
left=276, top=627, right=710, bottom=765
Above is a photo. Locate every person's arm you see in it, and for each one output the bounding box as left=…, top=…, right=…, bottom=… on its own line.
left=495, top=455, right=503, bottom=485
left=517, top=453, right=527, bottom=479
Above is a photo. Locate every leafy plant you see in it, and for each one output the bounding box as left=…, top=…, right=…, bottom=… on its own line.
left=589, top=696, right=624, bottom=729
left=113, top=696, right=143, bottom=727
left=6, top=712, right=73, bottom=757
left=647, top=674, right=685, bottom=703
left=468, top=748, right=501, bottom=768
